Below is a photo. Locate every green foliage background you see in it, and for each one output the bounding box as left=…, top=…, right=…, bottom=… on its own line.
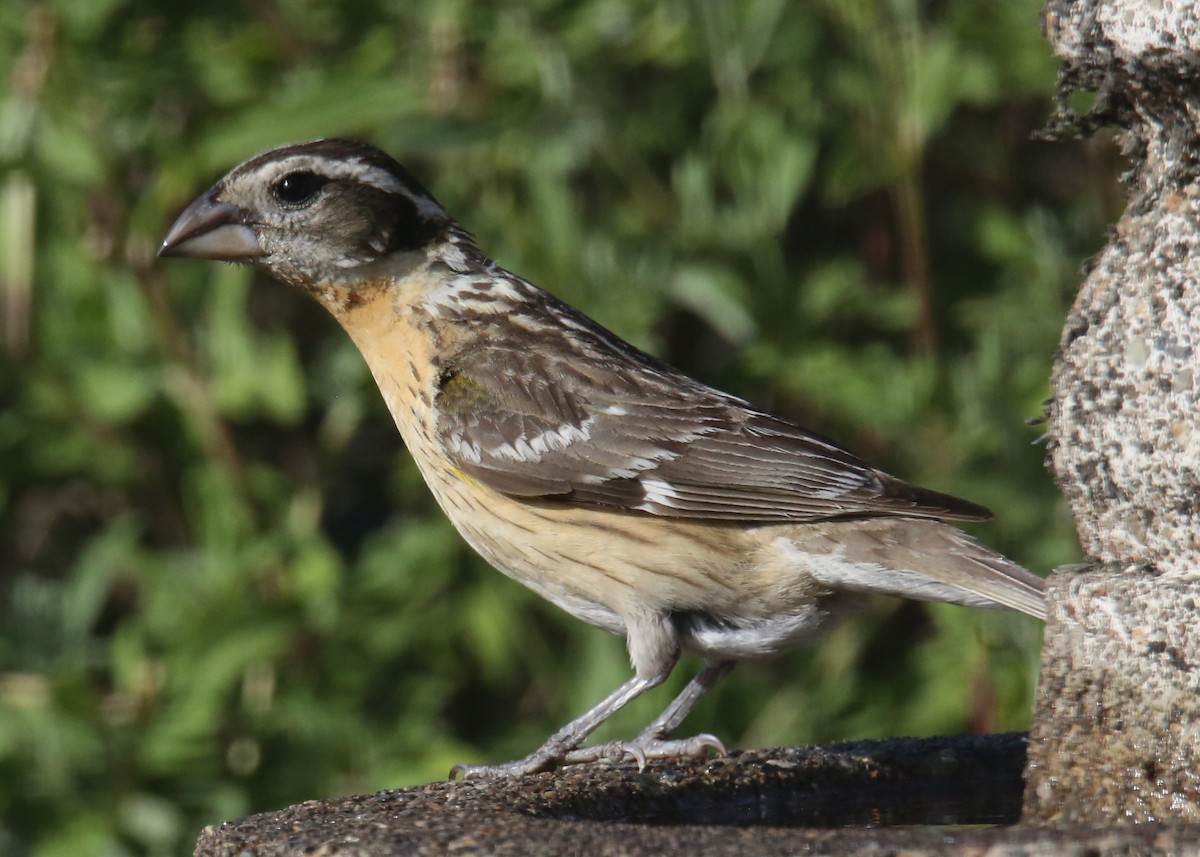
left=0, top=0, right=1113, bottom=854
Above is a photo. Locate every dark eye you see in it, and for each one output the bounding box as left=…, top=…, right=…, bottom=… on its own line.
left=272, top=171, right=327, bottom=208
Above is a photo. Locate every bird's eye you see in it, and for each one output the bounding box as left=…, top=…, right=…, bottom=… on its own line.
left=272, top=171, right=327, bottom=208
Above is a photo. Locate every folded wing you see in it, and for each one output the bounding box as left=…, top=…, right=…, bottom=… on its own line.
left=434, top=318, right=991, bottom=525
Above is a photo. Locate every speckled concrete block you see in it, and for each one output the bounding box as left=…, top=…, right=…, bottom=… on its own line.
left=1026, top=0, right=1200, bottom=825
left=1025, top=570, right=1200, bottom=822
left=1046, top=3, right=1200, bottom=570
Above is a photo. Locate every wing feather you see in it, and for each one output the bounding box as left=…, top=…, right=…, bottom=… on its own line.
left=433, top=291, right=991, bottom=524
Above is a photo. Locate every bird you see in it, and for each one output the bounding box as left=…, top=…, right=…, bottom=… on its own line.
left=158, top=139, right=1045, bottom=779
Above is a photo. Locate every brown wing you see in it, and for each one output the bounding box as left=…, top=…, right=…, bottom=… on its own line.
left=433, top=286, right=990, bottom=524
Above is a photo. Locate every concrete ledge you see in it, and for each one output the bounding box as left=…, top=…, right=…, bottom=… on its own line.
left=193, top=733, right=1200, bottom=856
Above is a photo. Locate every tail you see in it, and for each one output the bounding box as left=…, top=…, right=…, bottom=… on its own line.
left=791, top=518, right=1047, bottom=620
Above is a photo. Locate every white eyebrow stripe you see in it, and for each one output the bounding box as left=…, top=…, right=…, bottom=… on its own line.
left=250, top=155, right=446, bottom=216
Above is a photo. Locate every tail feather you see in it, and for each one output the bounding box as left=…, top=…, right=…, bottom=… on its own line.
left=942, top=528, right=1046, bottom=620
left=793, top=518, right=1047, bottom=620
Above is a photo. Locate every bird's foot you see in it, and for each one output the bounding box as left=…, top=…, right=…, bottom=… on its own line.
left=449, top=747, right=562, bottom=779
left=562, top=732, right=727, bottom=771
left=449, top=732, right=727, bottom=779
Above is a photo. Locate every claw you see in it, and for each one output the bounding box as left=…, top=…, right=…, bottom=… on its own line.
left=628, top=743, right=649, bottom=771
left=676, top=732, right=727, bottom=757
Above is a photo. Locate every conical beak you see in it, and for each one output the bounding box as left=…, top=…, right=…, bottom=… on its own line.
left=158, top=187, right=265, bottom=260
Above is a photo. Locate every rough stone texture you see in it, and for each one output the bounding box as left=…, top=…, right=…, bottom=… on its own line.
left=1046, top=1, right=1200, bottom=573
left=1051, top=1, right=1200, bottom=61
left=195, top=734, right=1200, bottom=857
left=1025, top=572, right=1200, bottom=822
left=1026, top=0, right=1200, bottom=825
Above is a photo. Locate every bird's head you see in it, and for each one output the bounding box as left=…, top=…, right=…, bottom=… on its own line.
left=159, top=139, right=451, bottom=295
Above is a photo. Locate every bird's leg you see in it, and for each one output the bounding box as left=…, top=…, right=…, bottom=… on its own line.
left=450, top=668, right=672, bottom=779
left=562, top=660, right=735, bottom=768
left=636, top=660, right=735, bottom=741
